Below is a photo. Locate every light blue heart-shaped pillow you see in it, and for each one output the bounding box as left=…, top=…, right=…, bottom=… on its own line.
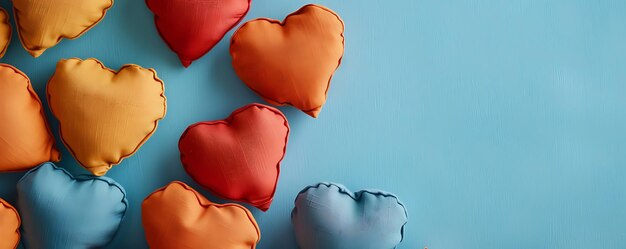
left=16, top=162, right=128, bottom=249
left=292, top=182, right=408, bottom=249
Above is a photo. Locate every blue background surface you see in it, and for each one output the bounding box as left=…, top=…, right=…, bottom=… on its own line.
left=1, top=0, right=625, bottom=248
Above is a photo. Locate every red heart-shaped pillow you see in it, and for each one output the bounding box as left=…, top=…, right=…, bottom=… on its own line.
left=179, top=103, right=289, bottom=211
left=146, top=0, right=251, bottom=67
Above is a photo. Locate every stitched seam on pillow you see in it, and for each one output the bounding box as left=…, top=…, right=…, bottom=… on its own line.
left=0, top=8, right=11, bottom=58
left=146, top=0, right=252, bottom=64
left=0, top=64, right=60, bottom=171
left=19, top=162, right=130, bottom=211
left=178, top=103, right=289, bottom=210
left=12, top=0, right=114, bottom=55
left=46, top=58, right=167, bottom=174
left=292, top=182, right=409, bottom=244
left=0, top=198, right=20, bottom=249
left=229, top=4, right=345, bottom=116
left=143, top=181, right=261, bottom=245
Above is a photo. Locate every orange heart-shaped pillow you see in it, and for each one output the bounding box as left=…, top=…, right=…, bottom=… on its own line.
left=179, top=103, right=289, bottom=211
left=0, top=199, right=20, bottom=249
left=230, top=4, right=344, bottom=118
left=142, top=181, right=260, bottom=249
left=0, top=64, right=59, bottom=172
left=12, top=0, right=113, bottom=57
left=47, top=58, right=166, bottom=176
left=0, top=8, right=11, bottom=58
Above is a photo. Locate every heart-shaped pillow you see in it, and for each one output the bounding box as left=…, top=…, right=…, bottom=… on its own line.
left=179, top=103, right=289, bottom=211
left=146, top=0, right=251, bottom=67
left=0, top=8, right=11, bottom=58
left=292, top=182, right=408, bottom=249
left=12, top=0, right=113, bottom=57
left=0, top=198, right=20, bottom=249
left=230, top=4, right=344, bottom=118
left=0, top=64, right=59, bottom=172
left=47, top=58, right=167, bottom=176
left=16, top=162, right=128, bottom=249
left=142, top=181, right=260, bottom=248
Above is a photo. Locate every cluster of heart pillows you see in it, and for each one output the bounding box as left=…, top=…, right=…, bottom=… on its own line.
left=0, top=1, right=409, bottom=249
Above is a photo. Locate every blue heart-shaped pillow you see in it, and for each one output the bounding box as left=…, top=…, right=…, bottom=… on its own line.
left=16, top=162, right=128, bottom=248
left=292, top=182, right=408, bottom=249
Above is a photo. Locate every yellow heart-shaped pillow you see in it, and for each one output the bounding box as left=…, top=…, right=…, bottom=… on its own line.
left=12, top=0, right=113, bottom=57
left=47, top=58, right=166, bottom=176
left=0, top=64, right=59, bottom=172
left=0, top=8, right=11, bottom=58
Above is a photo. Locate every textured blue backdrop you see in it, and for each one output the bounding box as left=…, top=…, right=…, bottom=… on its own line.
left=1, top=0, right=626, bottom=248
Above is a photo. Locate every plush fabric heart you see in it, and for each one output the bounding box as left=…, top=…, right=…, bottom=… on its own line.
left=0, top=199, right=20, bottom=249
left=47, top=58, right=167, bottom=176
left=0, top=64, right=59, bottom=172
left=292, top=182, right=408, bottom=249
left=0, top=8, right=11, bottom=58
left=179, top=103, right=289, bottom=211
left=230, top=4, right=344, bottom=118
left=146, top=0, right=251, bottom=67
left=142, top=181, right=260, bottom=249
left=12, top=0, right=113, bottom=57
left=17, top=162, right=128, bottom=249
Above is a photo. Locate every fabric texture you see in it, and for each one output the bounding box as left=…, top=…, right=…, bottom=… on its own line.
left=146, top=0, right=251, bottom=67
left=292, top=182, right=408, bottom=249
left=0, top=198, right=20, bottom=249
left=0, top=64, right=59, bottom=172
left=12, top=0, right=113, bottom=57
left=142, top=181, right=260, bottom=249
left=47, top=58, right=167, bottom=176
left=0, top=8, right=10, bottom=58
left=179, top=103, right=289, bottom=211
left=16, top=162, right=128, bottom=249
left=230, top=4, right=344, bottom=118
